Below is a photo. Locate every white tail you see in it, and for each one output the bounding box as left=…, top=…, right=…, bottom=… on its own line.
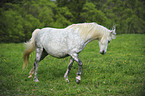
left=23, top=29, right=40, bottom=69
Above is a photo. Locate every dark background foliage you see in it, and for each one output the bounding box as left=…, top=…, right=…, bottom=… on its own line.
left=0, top=0, right=145, bottom=42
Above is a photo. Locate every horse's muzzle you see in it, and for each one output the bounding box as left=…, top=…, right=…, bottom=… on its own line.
left=100, top=50, right=106, bottom=55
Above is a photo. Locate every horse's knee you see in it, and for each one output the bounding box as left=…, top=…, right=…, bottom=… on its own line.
left=78, top=61, right=82, bottom=66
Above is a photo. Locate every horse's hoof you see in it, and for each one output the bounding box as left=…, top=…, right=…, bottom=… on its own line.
left=34, top=79, right=39, bottom=82
left=28, top=75, right=32, bottom=78
left=76, top=75, right=81, bottom=84
left=67, top=80, right=70, bottom=84
left=65, top=79, right=70, bottom=84
left=76, top=79, right=80, bottom=84
left=67, top=81, right=70, bottom=84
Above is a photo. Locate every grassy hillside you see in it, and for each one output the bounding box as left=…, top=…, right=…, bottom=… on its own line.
left=0, top=34, right=145, bottom=96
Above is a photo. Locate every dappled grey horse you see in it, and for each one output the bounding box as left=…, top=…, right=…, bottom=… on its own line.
left=23, top=22, right=116, bottom=83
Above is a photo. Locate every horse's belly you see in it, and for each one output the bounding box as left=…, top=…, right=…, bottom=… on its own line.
left=45, top=45, right=68, bottom=58
left=48, top=51, right=68, bottom=58
left=43, top=38, right=68, bottom=58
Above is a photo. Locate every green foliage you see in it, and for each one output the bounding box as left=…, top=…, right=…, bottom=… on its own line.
left=23, top=14, right=42, bottom=41
left=51, top=14, right=72, bottom=28
left=80, top=2, right=112, bottom=27
left=102, top=0, right=145, bottom=34
left=0, top=9, right=25, bottom=42
left=0, top=0, right=145, bottom=42
left=0, top=34, right=145, bottom=95
left=56, top=0, right=86, bottom=23
left=51, top=6, right=73, bottom=28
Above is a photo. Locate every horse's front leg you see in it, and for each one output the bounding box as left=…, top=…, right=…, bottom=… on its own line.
left=64, top=57, right=74, bottom=83
left=71, top=53, right=82, bottom=84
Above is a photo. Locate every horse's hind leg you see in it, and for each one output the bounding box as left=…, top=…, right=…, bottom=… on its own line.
left=64, top=57, right=74, bottom=83
left=28, top=49, right=48, bottom=79
left=33, top=47, right=44, bottom=82
left=28, top=66, right=34, bottom=78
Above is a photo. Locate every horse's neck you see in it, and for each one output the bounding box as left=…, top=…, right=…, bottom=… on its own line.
left=83, top=27, right=104, bottom=42
left=67, top=23, right=105, bottom=42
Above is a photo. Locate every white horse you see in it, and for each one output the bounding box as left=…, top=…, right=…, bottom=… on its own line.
left=23, top=22, right=116, bottom=83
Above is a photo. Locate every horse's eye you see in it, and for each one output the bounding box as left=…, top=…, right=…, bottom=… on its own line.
left=108, top=41, right=110, bottom=43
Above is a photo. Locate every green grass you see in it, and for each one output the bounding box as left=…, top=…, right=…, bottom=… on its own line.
left=0, top=34, right=145, bottom=96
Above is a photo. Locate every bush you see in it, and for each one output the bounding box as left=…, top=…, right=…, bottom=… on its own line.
left=0, top=0, right=144, bottom=43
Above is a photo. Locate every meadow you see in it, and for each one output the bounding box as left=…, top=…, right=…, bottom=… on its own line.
left=0, top=34, right=145, bottom=96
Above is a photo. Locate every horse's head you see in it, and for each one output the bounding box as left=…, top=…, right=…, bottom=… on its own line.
left=98, top=26, right=116, bottom=55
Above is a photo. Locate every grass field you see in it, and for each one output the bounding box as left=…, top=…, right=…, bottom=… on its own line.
left=0, top=34, right=145, bottom=96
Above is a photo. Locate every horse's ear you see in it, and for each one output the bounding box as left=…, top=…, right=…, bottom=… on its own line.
left=111, top=25, right=116, bottom=39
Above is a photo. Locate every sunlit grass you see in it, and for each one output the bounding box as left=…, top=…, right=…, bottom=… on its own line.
left=0, top=34, right=145, bottom=96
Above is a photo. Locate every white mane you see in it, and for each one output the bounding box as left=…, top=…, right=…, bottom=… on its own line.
left=66, top=22, right=111, bottom=40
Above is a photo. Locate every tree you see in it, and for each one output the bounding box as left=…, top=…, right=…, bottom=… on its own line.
left=23, top=14, right=42, bottom=41
left=0, top=9, right=25, bottom=42
left=102, top=0, right=145, bottom=34
left=56, top=0, right=86, bottom=23
left=80, top=2, right=112, bottom=27
left=0, top=0, right=145, bottom=43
